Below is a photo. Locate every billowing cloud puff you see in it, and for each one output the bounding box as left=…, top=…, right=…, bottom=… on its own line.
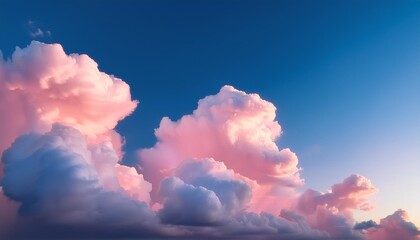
left=116, top=164, right=152, bottom=204
left=363, top=209, right=420, bottom=240
left=296, top=174, right=378, bottom=215
left=305, top=206, right=364, bottom=239
left=0, top=41, right=138, bottom=155
left=174, top=158, right=253, bottom=214
left=1, top=124, right=154, bottom=224
left=88, top=140, right=152, bottom=205
left=156, top=158, right=329, bottom=238
left=139, top=85, right=302, bottom=190
left=158, top=177, right=224, bottom=226
left=294, top=174, right=377, bottom=239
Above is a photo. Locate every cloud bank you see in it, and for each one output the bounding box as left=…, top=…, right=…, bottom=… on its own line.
left=0, top=41, right=418, bottom=239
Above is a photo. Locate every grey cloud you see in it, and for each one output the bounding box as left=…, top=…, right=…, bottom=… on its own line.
left=1, top=124, right=156, bottom=225
left=158, top=177, right=224, bottom=226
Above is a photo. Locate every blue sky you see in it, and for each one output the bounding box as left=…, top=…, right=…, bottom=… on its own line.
left=1, top=0, right=419, bottom=226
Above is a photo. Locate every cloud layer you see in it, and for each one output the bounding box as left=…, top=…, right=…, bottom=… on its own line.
left=0, top=41, right=418, bottom=239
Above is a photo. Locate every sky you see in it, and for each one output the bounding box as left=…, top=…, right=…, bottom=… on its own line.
left=0, top=0, right=419, bottom=239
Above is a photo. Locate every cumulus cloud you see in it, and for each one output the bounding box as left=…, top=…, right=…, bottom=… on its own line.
left=0, top=41, right=138, bottom=156
left=0, top=41, right=418, bottom=239
left=363, top=209, right=420, bottom=240
left=115, top=164, right=153, bottom=204
left=296, top=174, right=378, bottom=215
left=293, top=174, right=378, bottom=239
left=158, top=176, right=224, bottom=226
left=138, top=85, right=302, bottom=214
left=174, top=158, right=253, bottom=214
left=1, top=125, right=155, bottom=225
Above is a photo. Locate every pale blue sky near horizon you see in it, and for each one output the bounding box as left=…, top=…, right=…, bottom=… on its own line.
left=1, top=0, right=419, bottom=224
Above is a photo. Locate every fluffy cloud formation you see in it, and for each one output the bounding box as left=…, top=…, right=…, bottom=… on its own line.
left=0, top=41, right=137, bottom=155
left=138, top=85, right=302, bottom=214
left=174, top=158, right=253, bottom=214
left=158, top=176, right=224, bottom=226
left=139, top=85, right=302, bottom=187
left=294, top=174, right=378, bottom=239
left=296, top=174, right=378, bottom=215
left=362, top=209, right=420, bottom=240
left=1, top=124, right=155, bottom=224
left=115, top=164, right=152, bottom=204
left=0, top=41, right=418, bottom=239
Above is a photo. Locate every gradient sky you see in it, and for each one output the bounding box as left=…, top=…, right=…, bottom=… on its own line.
left=1, top=0, right=419, bottom=229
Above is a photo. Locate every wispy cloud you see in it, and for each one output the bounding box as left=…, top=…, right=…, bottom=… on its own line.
left=27, top=20, right=51, bottom=38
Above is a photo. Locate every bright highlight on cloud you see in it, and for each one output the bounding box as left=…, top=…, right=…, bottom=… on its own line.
left=0, top=41, right=418, bottom=239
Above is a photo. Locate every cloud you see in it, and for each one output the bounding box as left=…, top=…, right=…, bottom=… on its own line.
left=220, top=211, right=327, bottom=240
left=293, top=174, right=378, bottom=239
left=296, top=174, right=378, bottom=215
left=1, top=125, right=155, bottom=225
left=158, top=177, right=225, bottom=226
left=30, top=28, right=51, bottom=38
left=115, top=164, right=152, bottom=204
left=353, top=220, right=379, bottom=230
left=0, top=41, right=138, bottom=157
left=0, top=188, right=19, bottom=237
left=174, top=158, right=253, bottom=214
left=27, top=20, right=51, bottom=38
left=363, top=209, right=420, bottom=240
left=0, top=41, right=418, bottom=239
left=138, top=85, right=302, bottom=212
left=0, top=124, right=164, bottom=238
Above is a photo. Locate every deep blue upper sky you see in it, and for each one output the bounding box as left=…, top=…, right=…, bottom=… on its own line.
left=1, top=0, right=420, bottom=223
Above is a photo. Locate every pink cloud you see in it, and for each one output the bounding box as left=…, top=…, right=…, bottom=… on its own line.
left=138, top=85, right=302, bottom=206
left=294, top=174, right=378, bottom=238
left=0, top=41, right=137, bottom=157
left=115, top=164, right=152, bottom=205
left=364, top=209, right=420, bottom=240
left=296, top=174, right=378, bottom=215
